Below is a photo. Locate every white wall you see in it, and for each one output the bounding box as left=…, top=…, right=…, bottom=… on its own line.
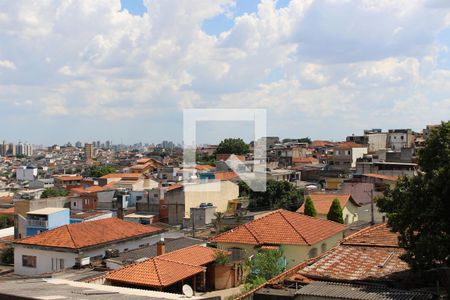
left=351, top=148, right=368, bottom=168
left=14, top=234, right=162, bottom=276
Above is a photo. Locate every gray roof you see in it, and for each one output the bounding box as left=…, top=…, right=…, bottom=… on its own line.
left=295, top=281, right=433, bottom=300
left=109, top=237, right=204, bottom=264
left=0, top=278, right=190, bottom=299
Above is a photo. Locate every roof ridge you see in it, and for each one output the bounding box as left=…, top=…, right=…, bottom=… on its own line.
left=152, top=258, right=164, bottom=286
left=244, top=223, right=262, bottom=244
left=278, top=210, right=309, bottom=245
left=65, top=224, right=79, bottom=248
left=156, top=256, right=204, bottom=268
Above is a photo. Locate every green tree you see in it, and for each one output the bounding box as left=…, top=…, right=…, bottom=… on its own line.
left=245, top=180, right=303, bottom=211
left=41, top=188, right=69, bottom=198
left=82, top=165, right=117, bottom=178
left=377, top=121, right=450, bottom=270
left=0, top=216, right=11, bottom=229
left=327, top=199, right=344, bottom=224
left=245, top=249, right=285, bottom=289
left=215, top=138, right=249, bottom=155
left=303, top=196, right=317, bottom=217
left=0, top=247, right=13, bottom=264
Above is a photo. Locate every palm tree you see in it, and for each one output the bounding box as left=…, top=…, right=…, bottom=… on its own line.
left=213, top=212, right=225, bottom=233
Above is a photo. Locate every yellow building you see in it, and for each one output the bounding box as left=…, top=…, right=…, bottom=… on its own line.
left=298, top=194, right=360, bottom=224
left=209, top=209, right=346, bottom=268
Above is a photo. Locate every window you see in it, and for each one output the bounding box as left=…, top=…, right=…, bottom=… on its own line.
left=139, top=243, right=149, bottom=248
left=228, top=247, right=245, bottom=261
left=308, top=248, right=318, bottom=258
left=22, top=255, right=37, bottom=268
left=73, top=202, right=76, bottom=207
left=321, top=243, right=327, bottom=253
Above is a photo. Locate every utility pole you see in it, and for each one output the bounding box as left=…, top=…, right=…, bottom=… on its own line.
left=370, top=188, right=374, bottom=225
left=192, top=209, right=195, bottom=238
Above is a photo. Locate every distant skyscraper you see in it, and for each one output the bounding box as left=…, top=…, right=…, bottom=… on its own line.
left=84, top=143, right=94, bottom=162
left=75, top=141, right=82, bottom=148
left=8, top=143, right=16, bottom=156
left=16, top=142, right=34, bottom=156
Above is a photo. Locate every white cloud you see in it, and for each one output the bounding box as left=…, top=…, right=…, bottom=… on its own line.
left=0, top=60, right=16, bottom=70
left=0, top=0, right=449, bottom=143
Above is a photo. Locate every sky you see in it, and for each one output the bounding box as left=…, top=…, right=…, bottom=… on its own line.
left=1, top=0, right=450, bottom=145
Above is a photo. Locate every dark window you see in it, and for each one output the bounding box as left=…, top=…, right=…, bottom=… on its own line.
left=22, top=255, right=37, bottom=268
left=228, top=247, right=245, bottom=261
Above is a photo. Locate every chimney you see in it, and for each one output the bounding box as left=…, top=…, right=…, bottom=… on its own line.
left=157, top=236, right=165, bottom=256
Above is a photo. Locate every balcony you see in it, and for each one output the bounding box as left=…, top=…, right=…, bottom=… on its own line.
left=27, top=219, right=48, bottom=228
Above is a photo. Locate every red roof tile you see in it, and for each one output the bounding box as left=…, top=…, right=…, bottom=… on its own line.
left=106, top=245, right=227, bottom=288
left=343, top=223, right=399, bottom=247
left=15, top=218, right=162, bottom=249
left=209, top=210, right=346, bottom=246
left=363, top=173, right=399, bottom=182
left=55, top=176, right=83, bottom=181
left=214, top=171, right=239, bottom=181
left=100, top=173, right=142, bottom=179
left=0, top=207, right=15, bottom=215
left=297, top=194, right=360, bottom=215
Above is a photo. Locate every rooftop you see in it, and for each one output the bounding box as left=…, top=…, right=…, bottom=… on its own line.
left=295, top=281, right=433, bottom=300
left=100, top=173, right=143, bottom=179
left=108, top=237, right=204, bottom=264
left=298, top=194, right=360, bottom=215
left=26, top=207, right=68, bottom=215
left=106, top=245, right=227, bottom=288
left=15, top=218, right=162, bottom=250
left=209, top=209, right=346, bottom=246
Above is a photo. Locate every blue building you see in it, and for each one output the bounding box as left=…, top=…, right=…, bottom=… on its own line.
left=26, top=207, right=70, bottom=237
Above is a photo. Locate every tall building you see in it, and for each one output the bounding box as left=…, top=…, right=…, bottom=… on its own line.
left=16, top=143, right=34, bottom=156
left=84, top=143, right=94, bottom=162
left=8, top=143, right=16, bottom=156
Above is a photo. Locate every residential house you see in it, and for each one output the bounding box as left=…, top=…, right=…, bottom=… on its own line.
left=129, top=158, right=162, bottom=174
left=245, top=223, right=434, bottom=300
left=98, top=173, right=143, bottom=187
left=209, top=209, right=346, bottom=267
left=105, top=245, right=240, bottom=293
left=28, top=178, right=54, bottom=189
left=346, top=129, right=387, bottom=153
left=166, top=180, right=239, bottom=226
left=26, top=207, right=70, bottom=236
left=13, top=218, right=162, bottom=275
left=387, top=129, right=413, bottom=151
left=106, top=236, right=204, bottom=269
left=297, top=194, right=360, bottom=224
left=16, top=166, right=38, bottom=181
left=70, top=185, right=104, bottom=210
left=356, top=160, right=417, bottom=177
left=54, top=175, right=83, bottom=188
left=14, top=197, right=70, bottom=238
left=328, top=142, right=368, bottom=171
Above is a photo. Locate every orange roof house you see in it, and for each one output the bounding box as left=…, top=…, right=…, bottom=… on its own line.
left=209, top=209, right=346, bottom=267
left=297, top=194, right=361, bottom=224
left=13, top=218, right=163, bottom=276
left=298, top=223, right=409, bottom=283
left=106, top=245, right=231, bottom=293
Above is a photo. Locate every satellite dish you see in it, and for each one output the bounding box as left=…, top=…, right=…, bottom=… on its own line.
left=182, top=284, right=194, bottom=298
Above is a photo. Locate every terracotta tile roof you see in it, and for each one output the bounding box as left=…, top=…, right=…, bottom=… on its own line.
left=100, top=173, right=142, bottom=179
left=334, top=142, right=367, bottom=149
left=292, top=157, right=319, bottom=164
left=214, top=171, right=239, bottom=181
left=107, top=257, right=204, bottom=288
left=310, top=140, right=336, bottom=148
left=209, top=209, right=346, bottom=246
left=0, top=196, right=13, bottom=203
left=298, top=223, right=409, bottom=282
left=343, top=223, right=399, bottom=247
left=299, top=246, right=408, bottom=282
left=363, top=173, right=399, bottom=182
left=297, top=194, right=360, bottom=215
left=0, top=207, right=15, bottom=215
left=15, top=218, right=162, bottom=250
left=165, top=184, right=182, bottom=191
left=55, top=176, right=83, bottom=181
left=106, top=245, right=227, bottom=288
left=195, top=164, right=215, bottom=171
left=70, top=186, right=104, bottom=194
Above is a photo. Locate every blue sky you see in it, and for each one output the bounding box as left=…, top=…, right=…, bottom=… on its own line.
left=0, top=0, right=449, bottom=145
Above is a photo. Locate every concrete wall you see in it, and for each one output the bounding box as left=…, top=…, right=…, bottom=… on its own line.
left=351, top=148, right=368, bottom=168
left=216, top=232, right=344, bottom=268
left=366, top=133, right=387, bottom=152
left=14, top=234, right=162, bottom=276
